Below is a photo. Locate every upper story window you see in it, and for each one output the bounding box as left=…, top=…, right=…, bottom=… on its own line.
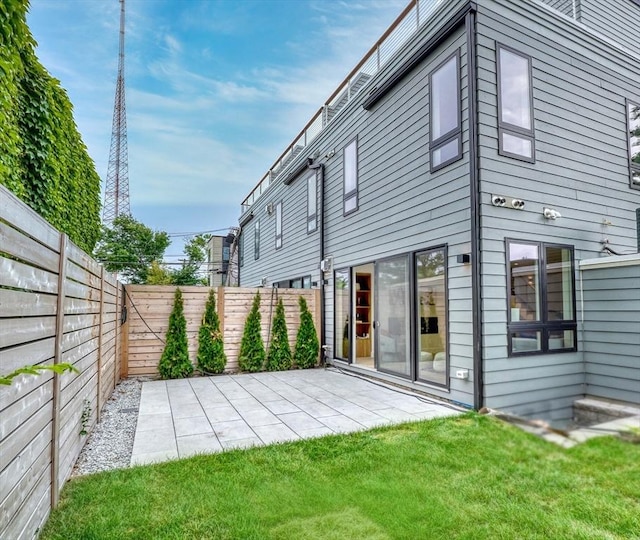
left=497, top=44, right=535, bottom=162
left=275, top=201, right=283, bottom=250
left=254, top=219, right=260, bottom=260
left=429, top=51, right=462, bottom=172
left=307, top=172, right=317, bottom=233
left=628, top=100, right=640, bottom=189
left=343, top=137, right=358, bottom=215
left=507, top=240, right=576, bottom=356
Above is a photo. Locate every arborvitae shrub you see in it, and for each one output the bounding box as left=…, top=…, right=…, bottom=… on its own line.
left=158, top=288, right=193, bottom=379
left=266, top=298, right=292, bottom=371
left=238, top=292, right=265, bottom=372
left=293, top=296, right=320, bottom=369
left=197, top=289, right=227, bottom=374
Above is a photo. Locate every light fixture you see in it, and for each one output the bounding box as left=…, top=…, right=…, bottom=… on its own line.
left=543, top=207, right=561, bottom=220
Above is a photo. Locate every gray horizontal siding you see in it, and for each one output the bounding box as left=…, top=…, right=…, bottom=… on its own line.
left=581, top=259, right=640, bottom=405
left=478, top=0, right=640, bottom=423
left=579, top=0, right=640, bottom=53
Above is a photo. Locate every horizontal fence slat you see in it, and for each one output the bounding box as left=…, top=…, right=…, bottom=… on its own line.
left=0, top=288, right=58, bottom=317
left=0, top=221, right=60, bottom=273
left=0, top=256, right=58, bottom=294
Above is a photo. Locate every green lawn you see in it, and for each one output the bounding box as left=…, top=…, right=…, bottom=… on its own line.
left=41, top=414, right=640, bottom=540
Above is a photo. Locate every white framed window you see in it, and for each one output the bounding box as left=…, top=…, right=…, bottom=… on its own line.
left=343, top=137, right=358, bottom=215
left=429, top=51, right=462, bottom=171
left=275, top=201, right=283, bottom=250
left=307, top=172, right=317, bottom=233
left=254, top=219, right=260, bottom=260
left=497, top=44, right=535, bottom=162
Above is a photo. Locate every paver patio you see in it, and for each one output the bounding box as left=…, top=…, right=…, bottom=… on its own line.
left=131, top=368, right=463, bottom=465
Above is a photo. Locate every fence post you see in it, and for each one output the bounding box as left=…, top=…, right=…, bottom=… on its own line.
left=51, top=233, right=68, bottom=509
left=217, top=286, right=225, bottom=338
left=96, top=266, right=105, bottom=421
left=120, top=285, right=130, bottom=378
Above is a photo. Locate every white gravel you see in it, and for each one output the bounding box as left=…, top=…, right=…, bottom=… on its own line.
left=72, top=377, right=150, bottom=477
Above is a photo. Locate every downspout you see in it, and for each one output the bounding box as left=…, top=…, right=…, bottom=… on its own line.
left=466, top=8, right=483, bottom=410
left=312, top=163, right=326, bottom=360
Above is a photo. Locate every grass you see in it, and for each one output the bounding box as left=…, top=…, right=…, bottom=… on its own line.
left=41, top=414, right=640, bottom=539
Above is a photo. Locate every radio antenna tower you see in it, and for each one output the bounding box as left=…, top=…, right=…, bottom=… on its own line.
left=102, top=0, right=130, bottom=225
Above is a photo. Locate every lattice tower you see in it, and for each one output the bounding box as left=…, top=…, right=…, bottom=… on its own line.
left=102, top=0, right=130, bottom=225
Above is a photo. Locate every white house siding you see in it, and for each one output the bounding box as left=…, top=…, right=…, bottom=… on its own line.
left=477, top=0, right=640, bottom=422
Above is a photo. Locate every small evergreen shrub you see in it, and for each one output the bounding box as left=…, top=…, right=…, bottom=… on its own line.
left=266, top=298, right=292, bottom=371
left=158, top=288, right=193, bottom=379
left=197, top=289, right=227, bottom=374
left=294, top=296, right=320, bottom=369
left=238, top=292, right=265, bottom=372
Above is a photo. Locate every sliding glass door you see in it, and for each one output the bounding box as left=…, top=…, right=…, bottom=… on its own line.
left=334, top=268, right=350, bottom=361
left=376, top=255, right=411, bottom=377
left=416, top=248, right=447, bottom=385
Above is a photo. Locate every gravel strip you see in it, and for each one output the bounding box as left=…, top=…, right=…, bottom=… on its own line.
left=72, top=377, right=150, bottom=477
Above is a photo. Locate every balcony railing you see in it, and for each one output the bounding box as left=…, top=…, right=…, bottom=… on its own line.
left=241, top=0, right=444, bottom=214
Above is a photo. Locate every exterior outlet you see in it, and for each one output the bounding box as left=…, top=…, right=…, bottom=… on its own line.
left=491, top=195, right=507, bottom=207
left=455, top=369, right=469, bottom=380
left=510, top=199, right=525, bottom=210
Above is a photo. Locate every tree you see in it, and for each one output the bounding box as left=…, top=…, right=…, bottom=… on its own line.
left=238, top=292, right=265, bottom=372
left=170, top=234, right=211, bottom=286
left=266, top=298, right=292, bottom=371
left=158, top=288, right=193, bottom=379
left=197, top=289, right=227, bottom=374
left=93, top=215, right=170, bottom=283
left=293, top=296, right=319, bottom=369
left=146, top=260, right=173, bottom=285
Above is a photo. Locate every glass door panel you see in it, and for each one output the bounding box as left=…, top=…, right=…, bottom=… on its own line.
left=334, top=268, right=350, bottom=361
left=376, top=256, right=410, bottom=377
left=416, top=248, right=447, bottom=385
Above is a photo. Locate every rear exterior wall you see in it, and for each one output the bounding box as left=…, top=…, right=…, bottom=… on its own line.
left=477, top=0, right=640, bottom=423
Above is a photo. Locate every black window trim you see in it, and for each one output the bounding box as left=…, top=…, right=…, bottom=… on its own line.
left=275, top=200, right=283, bottom=250
left=429, top=49, right=462, bottom=173
left=343, top=135, right=359, bottom=216
left=496, top=43, right=536, bottom=164
left=506, top=239, right=577, bottom=357
left=254, top=218, right=260, bottom=261
left=626, top=98, right=640, bottom=191
left=306, top=170, right=318, bottom=234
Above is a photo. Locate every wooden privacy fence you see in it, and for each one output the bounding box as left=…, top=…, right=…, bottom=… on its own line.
left=0, top=185, right=122, bottom=540
left=123, top=286, right=321, bottom=376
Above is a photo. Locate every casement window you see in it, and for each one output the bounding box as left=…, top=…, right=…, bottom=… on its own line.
left=275, top=201, right=283, bottom=249
left=343, top=138, right=358, bottom=215
left=307, top=172, right=317, bottom=233
left=254, top=219, right=260, bottom=260
left=429, top=51, right=462, bottom=172
left=497, top=44, right=535, bottom=162
left=628, top=99, right=640, bottom=189
left=507, top=240, right=577, bottom=356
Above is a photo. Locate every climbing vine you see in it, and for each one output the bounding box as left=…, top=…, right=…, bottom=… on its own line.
left=0, top=0, right=101, bottom=252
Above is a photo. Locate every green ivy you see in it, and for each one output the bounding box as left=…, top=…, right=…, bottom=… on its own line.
left=0, top=0, right=101, bottom=252
left=266, top=298, right=292, bottom=372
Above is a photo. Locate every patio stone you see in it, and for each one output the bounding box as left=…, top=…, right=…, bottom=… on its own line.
left=131, top=369, right=462, bottom=467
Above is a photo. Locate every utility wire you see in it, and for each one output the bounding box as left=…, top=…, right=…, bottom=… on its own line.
left=123, top=287, right=166, bottom=345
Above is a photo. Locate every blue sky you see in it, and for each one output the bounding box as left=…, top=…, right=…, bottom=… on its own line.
left=27, top=0, right=406, bottom=257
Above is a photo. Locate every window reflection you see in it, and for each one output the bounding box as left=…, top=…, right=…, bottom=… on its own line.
left=334, top=269, right=350, bottom=360
left=416, top=249, right=447, bottom=385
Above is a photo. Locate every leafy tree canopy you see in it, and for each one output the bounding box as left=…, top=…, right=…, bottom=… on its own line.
left=93, top=215, right=170, bottom=284
left=171, top=234, right=211, bottom=286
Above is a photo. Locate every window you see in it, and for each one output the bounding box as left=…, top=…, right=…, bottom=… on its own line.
left=343, top=138, right=358, bottom=215
left=507, top=240, right=576, bottom=355
left=628, top=100, right=640, bottom=189
left=307, top=172, right=317, bottom=233
left=429, top=51, right=461, bottom=171
left=497, top=44, right=535, bottom=162
left=275, top=201, right=283, bottom=249
left=254, top=219, right=260, bottom=260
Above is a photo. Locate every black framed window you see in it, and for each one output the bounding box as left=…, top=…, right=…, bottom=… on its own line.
left=627, top=99, right=640, bottom=189
left=275, top=201, right=283, bottom=249
left=507, top=240, right=576, bottom=356
left=254, top=219, right=260, bottom=260
left=343, top=138, right=358, bottom=215
left=497, top=44, right=535, bottom=162
left=429, top=51, right=462, bottom=172
left=307, top=172, right=317, bottom=233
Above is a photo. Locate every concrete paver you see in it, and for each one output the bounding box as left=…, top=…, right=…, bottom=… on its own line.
left=130, top=368, right=462, bottom=466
